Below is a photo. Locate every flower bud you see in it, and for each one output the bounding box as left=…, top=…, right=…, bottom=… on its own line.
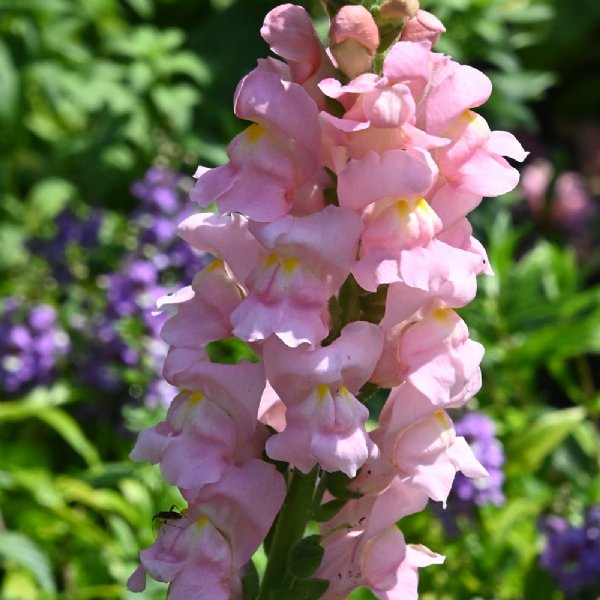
left=378, top=0, right=420, bottom=23
left=400, top=10, right=446, bottom=45
left=329, top=5, right=379, bottom=79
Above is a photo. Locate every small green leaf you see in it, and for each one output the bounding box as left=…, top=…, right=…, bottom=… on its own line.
left=505, top=407, right=586, bottom=475
left=0, top=225, right=25, bottom=269
left=0, top=393, right=100, bottom=468
left=38, top=408, right=101, bottom=467
left=27, top=177, right=76, bottom=221
left=0, top=532, right=56, bottom=593
left=0, top=40, right=18, bottom=119
left=325, top=471, right=362, bottom=500
left=289, top=536, right=324, bottom=579
left=313, top=498, right=348, bottom=522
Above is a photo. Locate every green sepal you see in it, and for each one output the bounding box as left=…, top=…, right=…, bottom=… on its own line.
left=288, top=535, right=325, bottom=579
left=270, top=578, right=330, bottom=600
left=325, top=471, right=362, bottom=500
left=313, top=498, right=348, bottom=522
left=241, top=560, right=260, bottom=600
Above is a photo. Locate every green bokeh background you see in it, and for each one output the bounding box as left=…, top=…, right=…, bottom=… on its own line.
left=1, top=0, right=599, bottom=598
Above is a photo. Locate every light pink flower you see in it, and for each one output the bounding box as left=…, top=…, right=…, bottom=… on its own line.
left=128, top=460, right=285, bottom=598
left=177, top=212, right=266, bottom=285
left=130, top=361, right=268, bottom=499
left=263, top=321, right=384, bottom=475
left=373, top=383, right=487, bottom=504
left=129, top=510, right=235, bottom=599
left=157, top=260, right=242, bottom=383
left=261, top=3, right=335, bottom=108
left=130, top=390, right=241, bottom=490
left=180, top=206, right=362, bottom=348
left=427, top=113, right=528, bottom=229
left=317, top=476, right=435, bottom=599
left=400, top=10, right=446, bottom=45
left=231, top=205, right=362, bottom=347
left=191, top=69, right=324, bottom=222
left=372, top=302, right=484, bottom=403
left=261, top=3, right=322, bottom=84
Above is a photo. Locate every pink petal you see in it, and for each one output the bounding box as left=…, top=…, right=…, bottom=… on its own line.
left=177, top=212, right=265, bottom=285
left=362, top=526, right=407, bottom=592
left=261, top=4, right=322, bottom=83
left=127, top=564, right=147, bottom=592
left=383, top=41, right=432, bottom=100
left=425, top=62, right=492, bottom=135
left=486, top=130, right=529, bottom=161
left=258, top=380, right=287, bottom=432
left=338, top=149, right=438, bottom=212
left=195, top=460, right=286, bottom=568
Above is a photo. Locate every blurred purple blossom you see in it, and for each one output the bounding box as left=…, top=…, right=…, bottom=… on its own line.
left=75, top=166, right=205, bottom=401
left=452, top=412, right=506, bottom=508
left=539, top=507, right=600, bottom=596
left=0, top=298, right=70, bottom=394
left=130, top=166, right=205, bottom=281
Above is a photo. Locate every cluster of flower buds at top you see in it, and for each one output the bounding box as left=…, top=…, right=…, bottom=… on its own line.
left=128, top=3, right=526, bottom=598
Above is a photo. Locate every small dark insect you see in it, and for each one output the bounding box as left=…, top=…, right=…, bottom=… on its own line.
left=152, top=505, right=183, bottom=533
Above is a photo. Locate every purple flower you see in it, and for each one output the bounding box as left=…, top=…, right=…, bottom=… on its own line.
left=539, top=507, right=600, bottom=596
left=106, top=259, right=160, bottom=318
left=130, top=167, right=207, bottom=280
left=131, top=167, right=182, bottom=216
left=0, top=299, right=70, bottom=393
left=451, top=412, right=505, bottom=507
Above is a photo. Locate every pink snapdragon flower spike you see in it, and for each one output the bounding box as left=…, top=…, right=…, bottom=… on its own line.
left=129, top=4, right=524, bottom=598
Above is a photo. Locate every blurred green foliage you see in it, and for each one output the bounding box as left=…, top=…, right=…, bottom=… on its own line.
left=1, top=0, right=599, bottom=598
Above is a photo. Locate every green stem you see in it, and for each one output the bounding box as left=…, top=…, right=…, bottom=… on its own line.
left=257, top=468, right=318, bottom=599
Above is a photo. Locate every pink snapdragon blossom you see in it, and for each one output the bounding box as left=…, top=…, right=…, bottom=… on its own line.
left=261, top=3, right=336, bottom=108
left=157, top=259, right=242, bottom=382
left=263, top=321, right=384, bottom=475
left=129, top=361, right=269, bottom=500
left=129, top=4, right=525, bottom=598
left=128, top=461, right=285, bottom=599
left=191, top=69, right=325, bottom=222
left=316, top=476, right=439, bottom=599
